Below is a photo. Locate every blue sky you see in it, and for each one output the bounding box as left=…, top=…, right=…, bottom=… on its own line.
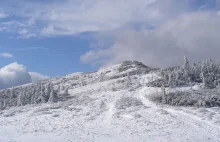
left=0, top=0, right=219, bottom=78
left=0, top=32, right=96, bottom=77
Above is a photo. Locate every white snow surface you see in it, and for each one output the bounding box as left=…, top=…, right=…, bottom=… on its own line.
left=0, top=61, right=220, bottom=142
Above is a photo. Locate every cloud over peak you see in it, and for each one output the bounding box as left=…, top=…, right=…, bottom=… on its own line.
left=81, top=11, right=220, bottom=68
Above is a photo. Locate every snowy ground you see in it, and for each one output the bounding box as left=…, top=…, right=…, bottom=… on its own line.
left=0, top=62, right=220, bottom=142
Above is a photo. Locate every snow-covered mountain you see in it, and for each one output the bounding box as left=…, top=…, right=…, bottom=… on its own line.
left=0, top=61, right=220, bottom=142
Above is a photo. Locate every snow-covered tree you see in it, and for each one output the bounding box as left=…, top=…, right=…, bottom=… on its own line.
left=60, top=84, right=64, bottom=91
left=31, top=94, right=36, bottom=104
left=3, top=98, right=9, bottom=108
left=63, top=88, right=69, bottom=96
left=10, top=86, right=15, bottom=99
left=99, top=73, right=104, bottom=82
left=127, top=72, right=131, bottom=87
left=183, top=56, right=190, bottom=71
left=161, top=85, right=167, bottom=104
left=17, top=92, right=24, bottom=106
left=168, top=73, right=175, bottom=87
left=45, top=82, right=52, bottom=96
left=81, top=79, right=86, bottom=86
left=200, top=59, right=216, bottom=88
left=37, top=84, right=48, bottom=103
left=181, top=56, right=191, bottom=83
left=0, top=102, right=4, bottom=110
left=48, top=89, right=58, bottom=103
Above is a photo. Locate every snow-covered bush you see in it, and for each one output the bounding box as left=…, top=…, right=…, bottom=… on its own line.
left=115, top=97, right=143, bottom=109
left=148, top=57, right=220, bottom=88
left=147, top=79, right=168, bottom=87
left=149, top=92, right=163, bottom=103
left=149, top=90, right=220, bottom=107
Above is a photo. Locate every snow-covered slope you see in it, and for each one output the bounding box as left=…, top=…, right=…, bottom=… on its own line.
left=0, top=61, right=220, bottom=142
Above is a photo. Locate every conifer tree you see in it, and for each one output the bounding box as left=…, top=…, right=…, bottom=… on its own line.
left=127, top=72, right=131, bottom=87
left=17, top=92, right=24, bottom=106
left=48, top=89, right=58, bottom=103
left=10, top=86, right=15, bottom=99
left=64, top=88, right=69, bottom=96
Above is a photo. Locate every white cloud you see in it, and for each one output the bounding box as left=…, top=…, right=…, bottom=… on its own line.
left=1, top=0, right=220, bottom=68
left=0, top=0, right=197, bottom=37
left=0, top=12, right=7, bottom=18
left=29, top=72, right=49, bottom=83
left=16, top=47, right=48, bottom=51
left=0, top=53, right=14, bottom=58
left=0, top=63, right=49, bottom=89
left=18, top=29, right=28, bottom=34
left=81, top=11, right=220, bottom=68
left=217, top=10, right=220, bottom=16
left=0, top=0, right=218, bottom=37
left=36, top=0, right=191, bottom=36
left=0, top=20, right=35, bottom=38
left=0, top=62, right=32, bottom=89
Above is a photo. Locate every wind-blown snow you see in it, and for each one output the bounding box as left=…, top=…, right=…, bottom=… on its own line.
left=0, top=61, right=219, bottom=142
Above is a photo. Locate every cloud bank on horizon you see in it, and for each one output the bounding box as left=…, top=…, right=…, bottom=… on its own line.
left=29, top=72, right=49, bottom=83
left=0, top=63, right=49, bottom=89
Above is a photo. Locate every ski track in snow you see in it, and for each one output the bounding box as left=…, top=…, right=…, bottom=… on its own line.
left=0, top=62, right=220, bottom=142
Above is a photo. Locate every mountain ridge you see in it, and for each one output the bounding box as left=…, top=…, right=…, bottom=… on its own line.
left=0, top=60, right=220, bottom=142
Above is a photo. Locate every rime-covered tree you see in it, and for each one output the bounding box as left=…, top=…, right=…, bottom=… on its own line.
left=0, top=102, right=4, bottom=110
left=10, top=86, right=15, bottom=99
left=182, top=56, right=191, bottom=83
left=99, top=73, right=104, bottom=82
left=183, top=56, right=190, bottom=70
left=60, top=84, right=64, bottom=91
left=22, top=87, right=30, bottom=105
left=48, top=89, right=58, bottom=103
left=161, top=85, right=167, bottom=104
left=45, top=82, right=52, bottom=96
left=3, top=98, right=9, bottom=108
left=17, top=92, right=24, bottom=106
left=168, top=73, right=175, bottom=87
left=37, top=84, right=48, bottom=103
left=127, top=72, right=131, bottom=87
left=81, top=79, right=86, bottom=86
left=200, top=59, right=217, bottom=88
left=64, top=88, right=69, bottom=96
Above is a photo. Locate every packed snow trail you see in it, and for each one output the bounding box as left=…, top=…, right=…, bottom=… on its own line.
left=0, top=85, right=220, bottom=142
left=138, top=87, right=220, bottom=142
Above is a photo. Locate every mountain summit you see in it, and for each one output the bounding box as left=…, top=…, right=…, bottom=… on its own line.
left=0, top=60, right=220, bottom=142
